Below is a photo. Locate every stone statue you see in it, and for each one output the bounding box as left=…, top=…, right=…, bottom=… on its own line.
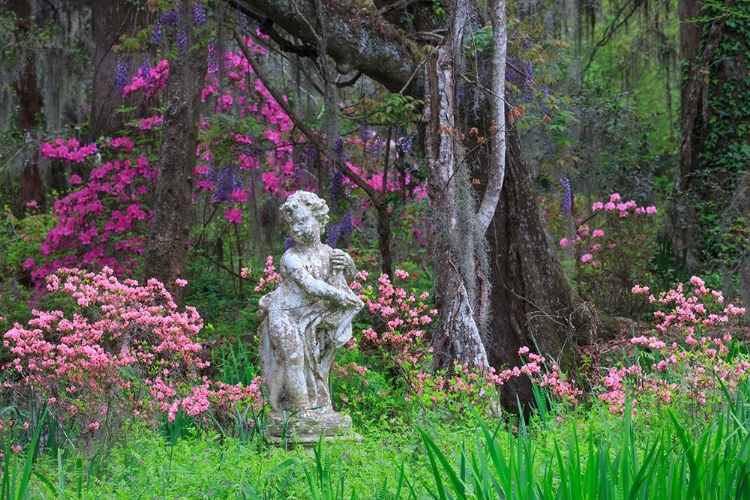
left=256, top=191, right=363, bottom=442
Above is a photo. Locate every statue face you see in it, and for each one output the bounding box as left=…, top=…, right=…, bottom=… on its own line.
left=287, top=204, right=321, bottom=245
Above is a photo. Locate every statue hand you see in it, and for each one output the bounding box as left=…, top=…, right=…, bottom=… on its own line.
left=335, top=290, right=362, bottom=308
left=330, top=249, right=350, bottom=271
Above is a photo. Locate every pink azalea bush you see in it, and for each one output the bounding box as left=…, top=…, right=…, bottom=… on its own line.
left=351, top=269, right=437, bottom=367
left=31, top=136, right=156, bottom=293
left=29, top=35, right=430, bottom=299
left=2, top=268, right=262, bottom=440
left=330, top=269, right=582, bottom=420
left=599, top=277, right=747, bottom=416
left=558, top=192, right=659, bottom=315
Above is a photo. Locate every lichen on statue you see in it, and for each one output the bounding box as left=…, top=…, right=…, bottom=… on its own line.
left=257, top=191, right=363, bottom=414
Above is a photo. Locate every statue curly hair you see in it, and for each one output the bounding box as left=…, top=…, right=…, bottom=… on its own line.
left=279, top=190, right=330, bottom=229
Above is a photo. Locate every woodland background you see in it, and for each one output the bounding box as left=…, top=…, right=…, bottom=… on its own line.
left=0, top=0, right=748, bottom=497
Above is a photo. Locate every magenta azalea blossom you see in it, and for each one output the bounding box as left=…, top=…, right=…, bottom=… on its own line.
left=224, top=208, right=243, bottom=224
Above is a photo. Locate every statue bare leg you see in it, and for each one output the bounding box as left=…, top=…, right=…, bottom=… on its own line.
left=268, top=315, right=309, bottom=410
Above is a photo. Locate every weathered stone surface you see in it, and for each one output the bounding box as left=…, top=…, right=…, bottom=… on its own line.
left=257, top=191, right=363, bottom=443
left=264, top=409, right=362, bottom=445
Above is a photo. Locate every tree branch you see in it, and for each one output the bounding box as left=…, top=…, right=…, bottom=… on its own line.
left=475, top=0, right=507, bottom=235
left=231, top=0, right=418, bottom=93
left=337, top=72, right=362, bottom=88
left=581, top=0, right=643, bottom=74
left=259, top=17, right=319, bottom=57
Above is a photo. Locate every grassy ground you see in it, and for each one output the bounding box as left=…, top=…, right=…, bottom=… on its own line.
left=5, top=379, right=749, bottom=499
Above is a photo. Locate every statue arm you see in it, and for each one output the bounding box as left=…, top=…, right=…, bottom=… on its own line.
left=283, top=254, right=359, bottom=307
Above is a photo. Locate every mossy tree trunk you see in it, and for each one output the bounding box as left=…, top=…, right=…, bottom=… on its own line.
left=142, top=1, right=207, bottom=306
left=9, top=0, right=46, bottom=213
left=669, top=0, right=748, bottom=273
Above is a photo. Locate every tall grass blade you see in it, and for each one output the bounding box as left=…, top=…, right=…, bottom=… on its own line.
left=418, top=428, right=449, bottom=500
left=17, top=408, right=48, bottom=500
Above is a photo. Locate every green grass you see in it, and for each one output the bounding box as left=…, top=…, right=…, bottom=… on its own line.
left=4, top=380, right=748, bottom=499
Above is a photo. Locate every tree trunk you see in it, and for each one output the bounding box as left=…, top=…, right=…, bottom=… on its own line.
left=9, top=0, right=46, bottom=213
left=142, top=3, right=207, bottom=306
left=423, top=1, right=489, bottom=370
left=89, top=0, right=149, bottom=138
left=668, top=0, right=738, bottom=270
left=485, top=127, right=594, bottom=411
left=375, top=202, right=394, bottom=279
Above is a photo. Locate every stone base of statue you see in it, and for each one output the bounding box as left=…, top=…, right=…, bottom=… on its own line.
left=264, top=409, right=362, bottom=446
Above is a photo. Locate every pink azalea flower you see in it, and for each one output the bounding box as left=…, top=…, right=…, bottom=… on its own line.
left=395, top=270, right=409, bottom=279
left=231, top=188, right=248, bottom=203
left=224, top=209, right=243, bottom=224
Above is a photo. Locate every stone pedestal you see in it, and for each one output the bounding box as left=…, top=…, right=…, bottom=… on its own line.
left=264, top=409, right=362, bottom=446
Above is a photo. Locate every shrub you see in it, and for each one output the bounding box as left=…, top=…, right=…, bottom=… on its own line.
left=2, top=268, right=262, bottom=446
left=600, top=277, right=747, bottom=416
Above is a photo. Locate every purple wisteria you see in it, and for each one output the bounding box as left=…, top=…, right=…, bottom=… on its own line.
left=211, top=165, right=242, bottom=205
left=559, top=177, right=572, bottom=216
left=176, top=29, right=188, bottom=52
left=151, top=20, right=162, bottom=44
left=193, top=1, right=206, bottom=27
left=116, top=56, right=129, bottom=95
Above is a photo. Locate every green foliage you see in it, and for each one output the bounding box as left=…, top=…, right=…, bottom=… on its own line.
left=369, top=95, right=423, bottom=133
left=417, top=388, right=750, bottom=499
left=184, top=253, right=262, bottom=337
left=430, top=0, right=445, bottom=22
left=5, top=361, right=750, bottom=498
left=1, top=409, right=50, bottom=500
left=0, top=210, right=53, bottom=280
left=468, top=25, right=493, bottom=54
left=0, top=210, right=55, bottom=366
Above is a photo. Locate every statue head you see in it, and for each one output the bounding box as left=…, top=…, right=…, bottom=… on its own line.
left=280, top=191, right=330, bottom=245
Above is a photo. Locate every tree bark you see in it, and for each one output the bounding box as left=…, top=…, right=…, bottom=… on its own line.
left=485, top=127, right=594, bottom=411
left=424, top=35, right=489, bottom=369
left=669, top=0, right=734, bottom=268
left=142, top=3, right=208, bottom=306
left=89, top=0, right=149, bottom=139
left=9, top=0, right=46, bottom=213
